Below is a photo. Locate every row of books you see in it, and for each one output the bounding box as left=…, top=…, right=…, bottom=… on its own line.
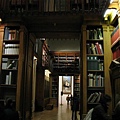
left=3, top=44, right=19, bottom=55
left=44, top=0, right=85, bottom=12
left=87, top=28, right=103, bottom=40
left=10, top=0, right=39, bottom=5
left=74, top=88, right=80, bottom=91
left=2, top=58, right=18, bottom=69
left=87, top=58, right=104, bottom=70
left=4, top=27, right=19, bottom=40
left=113, top=47, right=120, bottom=60
left=111, top=25, right=119, bottom=45
left=88, top=73, right=104, bottom=87
left=87, top=42, right=103, bottom=54
left=74, top=84, right=80, bottom=87
left=88, top=92, right=102, bottom=103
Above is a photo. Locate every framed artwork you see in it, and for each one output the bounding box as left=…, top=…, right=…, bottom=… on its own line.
left=62, top=76, right=72, bottom=94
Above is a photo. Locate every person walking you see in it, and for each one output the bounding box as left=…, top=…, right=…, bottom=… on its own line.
left=66, top=95, right=70, bottom=105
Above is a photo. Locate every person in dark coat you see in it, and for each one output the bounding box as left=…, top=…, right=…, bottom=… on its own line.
left=71, top=93, right=79, bottom=120
left=112, top=101, right=120, bottom=120
left=0, top=102, right=5, bottom=120
left=4, top=98, right=19, bottom=120
left=91, top=94, right=112, bottom=120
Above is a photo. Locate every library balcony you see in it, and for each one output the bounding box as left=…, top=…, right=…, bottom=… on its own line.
left=0, top=0, right=109, bottom=16
left=0, top=0, right=110, bottom=39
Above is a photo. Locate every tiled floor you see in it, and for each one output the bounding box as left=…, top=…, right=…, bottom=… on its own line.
left=32, top=104, right=80, bottom=120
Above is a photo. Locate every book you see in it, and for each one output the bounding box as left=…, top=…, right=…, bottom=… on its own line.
left=97, top=28, right=103, bottom=39
left=96, top=92, right=102, bottom=103
left=2, top=58, right=8, bottom=69
left=95, top=42, right=101, bottom=54
left=99, top=44, right=103, bottom=54
left=87, top=93, right=94, bottom=102
left=49, top=0, right=54, bottom=11
left=90, top=92, right=99, bottom=103
left=111, top=25, right=119, bottom=44
left=5, top=75, right=9, bottom=85
left=4, top=27, right=9, bottom=40
left=91, top=43, right=96, bottom=54
left=86, top=43, right=92, bottom=54
left=9, top=72, right=12, bottom=85
left=7, top=60, right=16, bottom=69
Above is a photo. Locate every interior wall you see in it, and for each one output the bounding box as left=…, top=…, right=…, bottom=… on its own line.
left=58, top=76, right=74, bottom=106
left=47, top=39, right=80, bottom=51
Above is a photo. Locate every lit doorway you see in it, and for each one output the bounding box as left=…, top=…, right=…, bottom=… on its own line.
left=58, top=76, right=74, bottom=106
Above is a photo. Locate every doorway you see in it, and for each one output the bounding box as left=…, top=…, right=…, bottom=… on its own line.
left=58, top=76, right=74, bottom=105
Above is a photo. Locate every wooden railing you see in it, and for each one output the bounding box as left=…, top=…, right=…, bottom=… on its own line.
left=0, top=0, right=109, bottom=14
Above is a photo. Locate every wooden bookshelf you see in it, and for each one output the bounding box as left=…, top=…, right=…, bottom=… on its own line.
left=74, top=74, right=80, bottom=98
left=81, top=24, right=112, bottom=119
left=0, top=24, right=36, bottom=120
left=86, top=26, right=105, bottom=110
left=109, top=11, right=120, bottom=112
left=0, top=25, right=20, bottom=108
left=51, top=51, right=80, bottom=73
left=50, top=74, right=59, bottom=107
left=42, top=41, right=49, bottom=67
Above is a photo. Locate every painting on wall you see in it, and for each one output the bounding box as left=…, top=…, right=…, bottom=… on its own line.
left=62, top=76, right=72, bottom=94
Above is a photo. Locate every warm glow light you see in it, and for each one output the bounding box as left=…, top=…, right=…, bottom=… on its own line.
left=110, top=0, right=113, bottom=3
left=0, top=18, right=2, bottom=22
left=34, top=56, right=37, bottom=60
left=104, top=8, right=117, bottom=18
left=104, top=9, right=111, bottom=17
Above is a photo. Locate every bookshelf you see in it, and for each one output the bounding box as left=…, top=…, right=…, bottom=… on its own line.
left=42, top=41, right=49, bottom=67
left=51, top=52, right=80, bottom=73
left=86, top=26, right=105, bottom=110
left=109, top=11, right=120, bottom=111
left=50, top=74, right=59, bottom=107
left=0, top=24, right=35, bottom=120
left=0, top=25, right=20, bottom=107
left=74, top=74, right=80, bottom=98
left=81, top=24, right=112, bottom=118
left=111, top=25, right=120, bottom=60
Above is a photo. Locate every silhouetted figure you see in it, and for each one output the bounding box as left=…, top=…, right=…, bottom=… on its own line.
left=112, top=101, right=120, bottom=120
left=91, top=94, right=112, bottom=120
left=0, top=102, right=5, bottom=120
left=71, top=93, right=79, bottom=120
left=4, top=98, right=19, bottom=120
left=66, top=95, right=70, bottom=105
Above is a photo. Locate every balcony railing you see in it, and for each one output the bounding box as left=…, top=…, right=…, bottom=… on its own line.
left=0, top=0, right=109, bottom=15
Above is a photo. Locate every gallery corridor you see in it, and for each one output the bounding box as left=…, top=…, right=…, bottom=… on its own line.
left=32, top=104, right=80, bottom=120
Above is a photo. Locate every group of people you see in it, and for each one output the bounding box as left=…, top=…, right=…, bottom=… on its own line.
left=0, top=98, right=19, bottom=120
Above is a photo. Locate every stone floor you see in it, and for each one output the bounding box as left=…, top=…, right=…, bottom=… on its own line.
left=32, top=104, right=80, bottom=120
